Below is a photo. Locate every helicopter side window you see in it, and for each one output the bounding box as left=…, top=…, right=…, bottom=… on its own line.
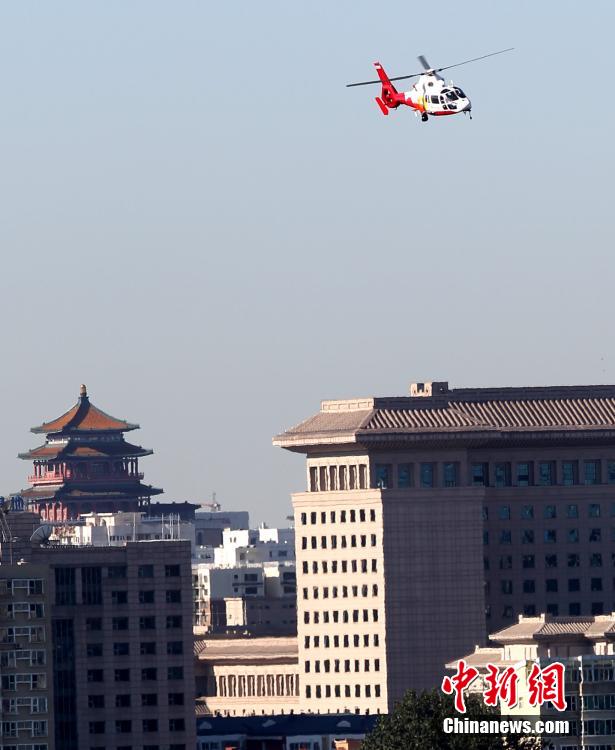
left=430, top=95, right=439, bottom=104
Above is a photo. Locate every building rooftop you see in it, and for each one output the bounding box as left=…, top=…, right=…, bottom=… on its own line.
left=490, top=613, right=615, bottom=643
left=274, top=380, right=615, bottom=450
left=196, top=713, right=378, bottom=737
left=31, top=384, right=138, bottom=435
left=194, top=635, right=298, bottom=663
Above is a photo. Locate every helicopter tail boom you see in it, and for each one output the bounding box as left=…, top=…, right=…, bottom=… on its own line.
left=373, top=62, right=402, bottom=114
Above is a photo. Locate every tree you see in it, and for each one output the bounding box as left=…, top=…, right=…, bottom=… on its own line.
left=361, top=689, right=545, bottom=750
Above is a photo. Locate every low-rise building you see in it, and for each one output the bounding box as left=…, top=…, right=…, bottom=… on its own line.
left=195, top=635, right=299, bottom=717
left=447, top=613, right=615, bottom=750
left=195, top=713, right=378, bottom=750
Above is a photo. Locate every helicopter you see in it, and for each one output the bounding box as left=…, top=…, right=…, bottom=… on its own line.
left=346, top=48, right=513, bottom=122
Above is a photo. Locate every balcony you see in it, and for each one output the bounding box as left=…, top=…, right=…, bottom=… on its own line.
left=28, top=471, right=144, bottom=485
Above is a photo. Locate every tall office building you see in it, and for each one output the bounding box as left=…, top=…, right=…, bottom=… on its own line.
left=274, top=380, right=615, bottom=714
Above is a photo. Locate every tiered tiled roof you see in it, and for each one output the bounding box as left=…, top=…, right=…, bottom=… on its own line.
left=274, top=382, right=615, bottom=449
left=19, top=441, right=152, bottom=461
left=31, top=384, right=138, bottom=434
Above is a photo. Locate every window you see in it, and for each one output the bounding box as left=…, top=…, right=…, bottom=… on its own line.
left=113, top=642, right=129, bottom=656
left=546, top=579, right=558, bottom=593
left=139, top=590, right=155, bottom=604
left=115, top=719, right=132, bottom=733
left=166, top=615, right=182, bottom=629
left=501, top=580, right=513, bottom=595
left=567, top=504, right=579, bottom=518
left=568, top=553, right=580, bottom=567
left=142, top=693, right=158, bottom=706
left=545, top=554, right=558, bottom=568
left=88, top=694, right=105, bottom=709
left=138, top=565, right=154, bottom=578
left=140, top=641, right=157, bottom=656
left=516, top=462, right=532, bottom=486
left=167, top=641, right=183, bottom=655
left=592, top=602, right=604, bottom=615
left=471, top=463, right=489, bottom=486
left=169, top=718, right=186, bottom=732
left=609, top=460, right=615, bottom=484
left=87, top=669, right=104, bottom=683
left=538, top=461, right=555, bottom=485
left=86, top=617, right=102, bottom=631
left=111, top=590, right=128, bottom=605
left=590, top=528, right=602, bottom=542
left=584, top=461, right=601, bottom=485
left=81, top=567, right=103, bottom=605
left=522, top=555, right=535, bottom=569
left=55, top=567, right=76, bottom=606
left=143, top=719, right=159, bottom=732
left=568, top=578, right=580, bottom=592
left=562, top=460, right=578, bottom=485
left=568, top=529, right=579, bottom=543
left=546, top=604, right=559, bottom=616
left=375, top=464, right=392, bottom=489
left=141, top=667, right=157, bottom=681
left=498, top=506, right=510, bottom=521
left=89, top=721, right=105, bottom=734
left=544, top=530, right=557, bottom=544
left=543, top=505, right=556, bottom=519
left=589, top=503, right=601, bottom=518
left=87, top=643, right=103, bottom=657
left=569, top=602, right=581, bottom=616
left=114, top=668, right=130, bottom=682
left=420, top=463, right=435, bottom=488
left=443, top=462, right=458, bottom=487
left=499, top=555, right=512, bottom=570
left=168, top=666, right=184, bottom=680
left=112, top=617, right=128, bottom=631
left=523, top=605, right=536, bottom=616
left=521, top=505, right=534, bottom=519
left=494, top=462, right=511, bottom=487
left=397, top=464, right=412, bottom=489
left=591, top=577, right=603, bottom=591
left=500, top=530, right=511, bottom=544
left=521, top=530, right=535, bottom=544
left=523, top=580, right=535, bottom=593
left=166, top=590, right=182, bottom=604
left=139, top=616, right=156, bottom=630
left=107, top=565, right=126, bottom=579
left=590, top=553, right=603, bottom=567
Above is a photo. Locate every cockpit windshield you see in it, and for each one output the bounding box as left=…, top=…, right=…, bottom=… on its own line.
left=441, top=88, right=459, bottom=101
left=454, top=87, right=466, bottom=98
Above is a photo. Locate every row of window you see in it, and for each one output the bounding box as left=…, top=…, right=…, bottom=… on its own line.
left=487, top=528, right=614, bottom=545
left=3, top=579, right=44, bottom=596
left=301, top=535, right=377, bottom=550
left=305, top=683, right=381, bottom=699
left=308, top=465, right=368, bottom=492
left=1, top=674, right=46, bottom=691
left=473, top=460, right=611, bottom=487
left=495, top=577, right=609, bottom=594
left=494, top=602, right=608, bottom=619
left=305, top=658, right=380, bottom=673
left=486, top=502, right=610, bottom=520
left=89, top=745, right=185, bottom=750
left=567, top=693, right=615, bottom=710
left=485, top=530, right=614, bottom=549
left=86, top=665, right=184, bottom=682
left=87, top=692, right=184, bottom=708
left=85, top=615, right=182, bottom=631
left=301, top=509, right=377, bottom=525
left=86, top=638, right=181, bottom=657
left=302, top=584, right=378, bottom=600
left=89, top=718, right=185, bottom=734
left=1, top=697, right=47, bottom=714
left=0, top=626, right=45, bottom=644
left=3, top=603, right=44, bottom=619
left=0, top=649, right=46, bottom=668
left=303, top=609, right=379, bottom=625
left=304, top=633, right=380, bottom=649
left=486, top=552, right=613, bottom=568
left=302, top=559, right=378, bottom=575
left=0, top=721, right=47, bottom=738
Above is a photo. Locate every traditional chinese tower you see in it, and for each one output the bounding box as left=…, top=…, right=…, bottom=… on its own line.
left=19, top=384, right=163, bottom=521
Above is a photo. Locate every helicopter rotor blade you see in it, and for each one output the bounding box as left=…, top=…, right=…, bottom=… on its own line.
left=417, top=55, right=431, bottom=70
left=435, top=47, right=514, bottom=74
left=346, top=72, right=422, bottom=87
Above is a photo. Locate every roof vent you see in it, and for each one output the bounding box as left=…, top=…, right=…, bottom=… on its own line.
left=410, top=381, right=449, bottom=398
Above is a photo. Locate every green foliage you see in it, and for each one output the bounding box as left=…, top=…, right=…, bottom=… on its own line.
left=361, top=689, right=544, bottom=750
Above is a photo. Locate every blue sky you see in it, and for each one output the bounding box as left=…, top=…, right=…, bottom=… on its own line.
left=0, top=1, right=613, bottom=524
